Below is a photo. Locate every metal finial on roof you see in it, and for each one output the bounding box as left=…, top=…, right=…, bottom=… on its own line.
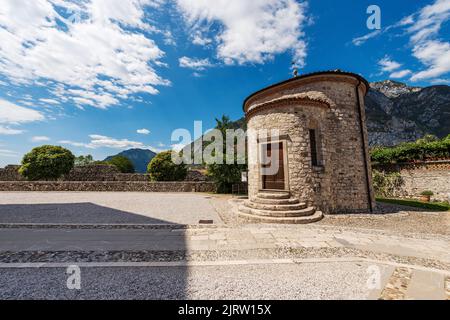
left=292, top=61, right=299, bottom=78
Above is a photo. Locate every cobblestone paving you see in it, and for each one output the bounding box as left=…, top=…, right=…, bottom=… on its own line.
left=380, top=267, right=412, bottom=300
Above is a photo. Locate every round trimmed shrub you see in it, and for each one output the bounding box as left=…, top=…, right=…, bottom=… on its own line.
left=147, top=151, right=187, bottom=181
left=19, top=145, right=75, bottom=181
left=107, top=156, right=135, bottom=173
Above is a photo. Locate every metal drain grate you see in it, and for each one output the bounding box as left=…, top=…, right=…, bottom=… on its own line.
left=199, top=220, right=214, bottom=225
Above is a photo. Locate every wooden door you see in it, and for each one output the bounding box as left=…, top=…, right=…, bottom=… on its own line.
left=262, top=142, right=285, bottom=190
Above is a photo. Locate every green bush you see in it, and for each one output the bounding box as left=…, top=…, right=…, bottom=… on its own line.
left=420, top=190, right=434, bottom=196
left=372, top=170, right=404, bottom=198
left=19, top=145, right=75, bottom=181
left=107, top=156, right=135, bottom=173
left=147, top=151, right=187, bottom=181
left=371, top=135, right=450, bottom=164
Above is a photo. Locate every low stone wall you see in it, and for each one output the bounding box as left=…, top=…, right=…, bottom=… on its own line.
left=374, top=161, right=450, bottom=202
left=0, top=165, right=24, bottom=181
left=0, top=164, right=209, bottom=182
left=0, top=181, right=217, bottom=193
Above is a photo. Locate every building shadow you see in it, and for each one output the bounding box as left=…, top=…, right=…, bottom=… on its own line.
left=0, top=203, right=182, bottom=224
left=0, top=202, right=190, bottom=300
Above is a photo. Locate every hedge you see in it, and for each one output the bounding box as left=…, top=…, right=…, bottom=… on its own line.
left=371, top=135, right=450, bottom=165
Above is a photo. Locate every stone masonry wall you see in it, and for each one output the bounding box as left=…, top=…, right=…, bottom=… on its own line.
left=0, top=181, right=217, bottom=193
left=374, top=161, right=450, bottom=202
left=0, top=165, right=25, bottom=181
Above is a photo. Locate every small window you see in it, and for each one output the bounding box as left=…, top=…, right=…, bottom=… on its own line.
left=309, top=129, right=319, bottom=167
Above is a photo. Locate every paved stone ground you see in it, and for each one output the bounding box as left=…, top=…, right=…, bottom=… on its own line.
left=0, top=192, right=224, bottom=225
left=0, top=259, right=448, bottom=300
left=0, top=192, right=448, bottom=300
left=0, top=261, right=378, bottom=300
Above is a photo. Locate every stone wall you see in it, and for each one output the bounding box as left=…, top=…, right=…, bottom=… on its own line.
left=0, top=165, right=24, bottom=181
left=374, top=161, right=450, bottom=202
left=0, top=164, right=209, bottom=183
left=0, top=181, right=217, bottom=193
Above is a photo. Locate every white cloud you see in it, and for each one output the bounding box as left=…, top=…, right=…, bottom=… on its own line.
left=406, top=0, right=450, bottom=81
left=179, top=56, right=213, bottom=70
left=410, top=40, right=450, bottom=81
left=390, top=69, right=412, bottom=79
left=0, top=0, right=169, bottom=109
left=0, top=99, right=45, bottom=125
left=378, top=56, right=402, bottom=72
left=31, top=136, right=51, bottom=142
left=0, top=126, right=25, bottom=135
left=192, top=32, right=213, bottom=46
left=59, top=134, right=150, bottom=150
left=39, top=98, right=60, bottom=105
left=352, top=30, right=382, bottom=46
left=429, top=78, right=450, bottom=84
left=0, top=149, right=19, bottom=157
left=137, top=128, right=151, bottom=135
left=176, top=0, right=308, bottom=66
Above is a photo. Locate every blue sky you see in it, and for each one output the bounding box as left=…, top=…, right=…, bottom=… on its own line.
left=1, top=0, right=449, bottom=166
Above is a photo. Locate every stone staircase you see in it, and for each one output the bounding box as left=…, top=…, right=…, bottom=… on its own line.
left=238, top=191, right=324, bottom=224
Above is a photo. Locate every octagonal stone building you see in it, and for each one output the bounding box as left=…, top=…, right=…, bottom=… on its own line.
left=238, top=70, right=375, bottom=224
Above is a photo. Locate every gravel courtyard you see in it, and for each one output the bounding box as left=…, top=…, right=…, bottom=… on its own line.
left=0, top=261, right=380, bottom=300
left=0, top=192, right=224, bottom=225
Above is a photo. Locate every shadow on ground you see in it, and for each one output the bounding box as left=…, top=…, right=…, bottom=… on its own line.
left=0, top=203, right=183, bottom=224
left=0, top=202, right=190, bottom=299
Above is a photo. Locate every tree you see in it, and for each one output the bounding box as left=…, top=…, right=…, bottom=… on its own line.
left=107, top=156, right=135, bottom=173
left=74, top=155, right=94, bottom=166
left=206, top=115, right=247, bottom=193
left=19, top=145, right=75, bottom=181
left=147, top=151, right=187, bottom=181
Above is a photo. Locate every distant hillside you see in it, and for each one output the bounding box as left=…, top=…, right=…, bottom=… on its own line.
left=105, top=149, right=157, bottom=173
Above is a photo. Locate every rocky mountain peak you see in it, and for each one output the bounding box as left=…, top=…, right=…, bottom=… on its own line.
left=370, top=80, right=422, bottom=98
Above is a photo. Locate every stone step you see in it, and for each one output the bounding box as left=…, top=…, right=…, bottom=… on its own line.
left=257, top=191, right=291, bottom=200
left=238, top=205, right=316, bottom=218
left=253, top=197, right=300, bottom=205
left=244, top=201, right=307, bottom=211
left=238, top=210, right=324, bottom=224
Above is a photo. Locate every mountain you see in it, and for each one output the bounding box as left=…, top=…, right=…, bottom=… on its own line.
left=366, top=80, right=450, bottom=146
left=105, top=149, right=157, bottom=173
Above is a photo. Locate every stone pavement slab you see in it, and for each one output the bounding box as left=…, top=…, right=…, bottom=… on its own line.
left=405, top=270, right=447, bottom=300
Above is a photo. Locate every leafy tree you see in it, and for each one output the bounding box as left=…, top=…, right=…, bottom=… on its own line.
left=19, top=145, right=75, bottom=181
left=74, top=155, right=94, bottom=166
left=147, top=151, right=187, bottom=181
left=206, top=115, right=247, bottom=193
left=107, top=156, right=135, bottom=173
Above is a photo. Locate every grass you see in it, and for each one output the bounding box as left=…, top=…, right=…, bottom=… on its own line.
left=376, top=197, right=450, bottom=212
